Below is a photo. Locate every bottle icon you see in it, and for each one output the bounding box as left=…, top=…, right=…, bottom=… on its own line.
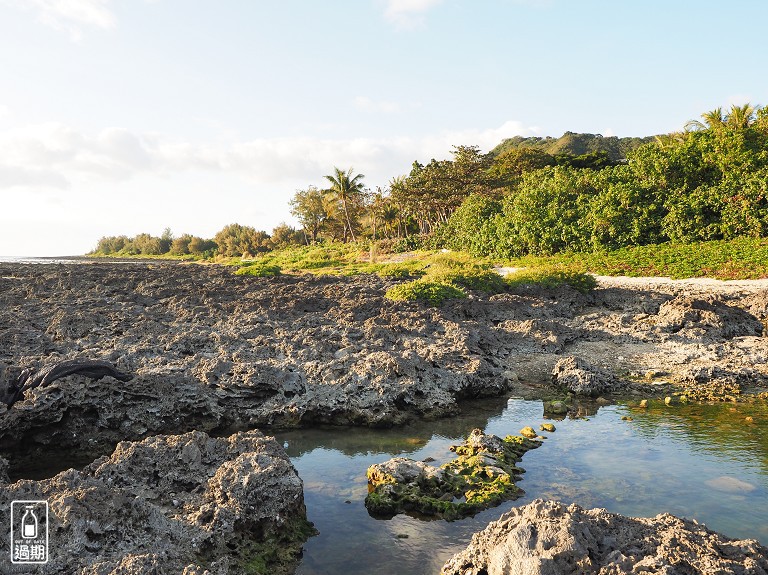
left=21, top=505, right=38, bottom=539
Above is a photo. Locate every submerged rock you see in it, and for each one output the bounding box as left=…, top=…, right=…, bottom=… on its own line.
left=365, top=428, right=541, bottom=520
left=0, top=430, right=314, bottom=574
left=441, top=499, right=768, bottom=575
left=552, top=356, right=624, bottom=397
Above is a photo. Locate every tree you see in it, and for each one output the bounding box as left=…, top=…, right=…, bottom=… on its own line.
left=685, top=107, right=725, bottom=132
left=727, top=103, right=756, bottom=129
left=188, top=237, right=217, bottom=255
left=489, top=147, right=556, bottom=189
left=324, top=167, right=366, bottom=242
left=289, top=186, right=327, bottom=243
left=685, top=104, right=759, bottom=132
left=270, top=223, right=304, bottom=248
left=159, top=227, right=174, bottom=253
left=170, top=234, right=194, bottom=255
left=214, top=224, right=271, bottom=257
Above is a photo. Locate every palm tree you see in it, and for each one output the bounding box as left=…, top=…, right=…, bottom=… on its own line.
left=685, top=104, right=758, bottom=132
left=381, top=205, right=399, bottom=239
left=324, top=167, right=365, bottom=242
left=685, top=107, right=725, bottom=132
left=726, top=103, right=756, bottom=129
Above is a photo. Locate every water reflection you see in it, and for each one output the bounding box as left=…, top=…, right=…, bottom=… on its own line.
left=275, top=397, right=768, bottom=575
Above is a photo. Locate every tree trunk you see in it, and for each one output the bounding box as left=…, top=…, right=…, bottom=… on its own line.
left=342, top=198, right=356, bottom=242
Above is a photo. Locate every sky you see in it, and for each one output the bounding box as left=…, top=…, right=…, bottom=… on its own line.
left=1, top=0, right=767, bottom=256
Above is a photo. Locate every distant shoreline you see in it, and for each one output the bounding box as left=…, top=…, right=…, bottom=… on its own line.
left=0, top=255, right=190, bottom=265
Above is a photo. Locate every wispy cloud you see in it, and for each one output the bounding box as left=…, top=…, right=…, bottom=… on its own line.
left=3, top=0, right=116, bottom=41
left=383, top=0, right=444, bottom=28
left=0, top=119, right=539, bottom=191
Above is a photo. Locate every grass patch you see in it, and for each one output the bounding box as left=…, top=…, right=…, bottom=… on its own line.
left=506, top=238, right=768, bottom=280
left=385, top=280, right=466, bottom=306
left=504, top=267, right=597, bottom=293
left=235, top=263, right=282, bottom=277
left=427, top=267, right=506, bottom=292
left=376, top=260, right=428, bottom=279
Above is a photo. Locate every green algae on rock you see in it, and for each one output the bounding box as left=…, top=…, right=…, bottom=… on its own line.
left=364, top=428, right=541, bottom=521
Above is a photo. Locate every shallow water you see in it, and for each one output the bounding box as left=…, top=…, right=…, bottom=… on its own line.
left=275, top=397, right=768, bottom=575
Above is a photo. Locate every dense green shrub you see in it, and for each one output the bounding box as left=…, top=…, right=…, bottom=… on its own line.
left=435, top=195, right=503, bottom=257
left=392, top=236, right=421, bottom=252
left=440, top=114, right=768, bottom=259
left=504, top=268, right=597, bottom=293
left=425, top=267, right=505, bottom=293
left=385, top=280, right=466, bottom=306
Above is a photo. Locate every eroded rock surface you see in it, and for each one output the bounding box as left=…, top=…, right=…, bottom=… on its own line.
left=653, top=295, right=764, bottom=341
left=0, top=430, right=313, bottom=574
left=551, top=356, right=624, bottom=396
left=442, top=499, right=768, bottom=575
left=0, top=264, right=520, bottom=458
left=2, top=262, right=768, bottom=462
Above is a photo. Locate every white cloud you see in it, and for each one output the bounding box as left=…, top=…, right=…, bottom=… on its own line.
left=3, top=0, right=116, bottom=40
left=383, top=0, right=444, bottom=27
left=0, top=119, right=538, bottom=191
left=0, top=120, right=539, bottom=255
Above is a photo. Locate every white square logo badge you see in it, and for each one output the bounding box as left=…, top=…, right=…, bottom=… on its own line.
left=10, top=500, right=49, bottom=564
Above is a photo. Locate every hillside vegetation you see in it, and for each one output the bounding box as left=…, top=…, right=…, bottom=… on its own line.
left=490, top=132, right=654, bottom=162
left=90, top=104, right=768, bottom=282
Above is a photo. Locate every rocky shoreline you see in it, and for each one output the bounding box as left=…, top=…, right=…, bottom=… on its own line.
left=1, top=261, right=768, bottom=572
left=0, top=430, right=313, bottom=574
left=441, top=499, right=768, bottom=575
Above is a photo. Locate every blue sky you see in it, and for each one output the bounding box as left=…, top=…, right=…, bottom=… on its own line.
left=1, top=0, right=766, bottom=256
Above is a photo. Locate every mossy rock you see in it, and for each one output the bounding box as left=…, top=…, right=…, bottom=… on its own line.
left=543, top=400, right=570, bottom=415
left=520, top=426, right=538, bottom=438
left=540, top=423, right=556, bottom=433
left=364, top=429, right=541, bottom=521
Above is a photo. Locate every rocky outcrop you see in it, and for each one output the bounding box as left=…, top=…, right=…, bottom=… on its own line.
left=654, top=295, right=763, bottom=341
left=551, top=356, right=624, bottom=396
left=3, top=262, right=768, bottom=465
left=0, top=264, right=518, bottom=458
left=441, top=499, right=768, bottom=575
left=365, top=429, right=540, bottom=520
left=0, top=430, right=314, bottom=575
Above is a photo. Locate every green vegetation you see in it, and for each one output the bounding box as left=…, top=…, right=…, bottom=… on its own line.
left=440, top=104, right=768, bottom=259
left=490, top=132, right=654, bottom=162
left=505, top=237, right=768, bottom=280
left=235, top=516, right=317, bottom=575
left=384, top=280, right=466, bottom=306
left=90, top=104, right=768, bottom=282
left=365, top=429, right=541, bottom=521
left=504, top=267, right=598, bottom=293
left=235, top=263, right=282, bottom=277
